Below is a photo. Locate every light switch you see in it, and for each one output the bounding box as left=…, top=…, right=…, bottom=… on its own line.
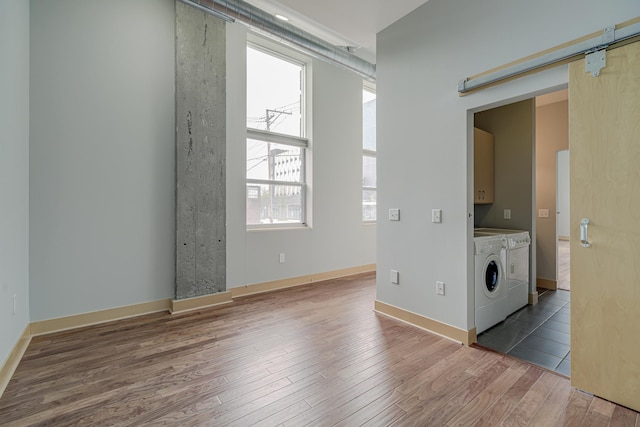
left=389, top=208, right=400, bottom=221
left=390, top=270, right=399, bottom=284
left=432, top=209, right=442, bottom=223
left=504, top=209, right=512, bottom=220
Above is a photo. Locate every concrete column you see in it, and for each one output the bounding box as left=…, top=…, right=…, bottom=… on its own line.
left=175, top=1, right=226, bottom=299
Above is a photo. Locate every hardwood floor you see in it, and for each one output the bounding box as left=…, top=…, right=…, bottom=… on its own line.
left=1, top=272, right=637, bottom=426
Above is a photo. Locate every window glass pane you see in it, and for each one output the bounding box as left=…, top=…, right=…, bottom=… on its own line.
left=362, top=189, right=377, bottom=221
left=363, top=89, right=376, bottom=151
left=362, top=155, right=376, bottom=188
left=247, top=183, right=303, bottom=225
left=247, top=139, right=303, bottom=182
left=247, top=46, right=303, bottom=137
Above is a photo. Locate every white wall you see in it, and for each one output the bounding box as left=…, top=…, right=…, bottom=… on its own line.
left=29, top=0, right=176, bottom=321
left=557, top=150, right=570, bottom=238
left=0, top=0, right=30, bottom=367
left=535, top=101, right=569, bottom=281
left=226, top=26, right=376, bottom=288
left=376, top=0, right=639, bottom=331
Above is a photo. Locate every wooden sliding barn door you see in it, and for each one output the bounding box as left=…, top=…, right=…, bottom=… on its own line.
left=569, top=40, right=640, bottom=411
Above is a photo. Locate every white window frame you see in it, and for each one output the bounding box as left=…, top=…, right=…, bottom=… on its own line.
left=246, top=40, right=310, bottom=229
left=362, top=83, right=377, bottom=223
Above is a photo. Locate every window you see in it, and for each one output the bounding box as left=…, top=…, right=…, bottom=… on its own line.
left=246, top=44, right=307, bottom=227
left=363, top=86, right=376, bottom=222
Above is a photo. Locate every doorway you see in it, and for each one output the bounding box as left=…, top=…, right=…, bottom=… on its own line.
left=475, top=89, right=571, bottom=376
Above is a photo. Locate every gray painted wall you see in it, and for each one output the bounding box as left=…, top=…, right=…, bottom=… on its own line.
left=474, top=100, right=535, bottom=232
left=29, top=0, right=176, bottom=321
left=0, top=0, right=30, bottom=368
left=176, top=2, right=226, bottom=299
left=26, top=0, right=375, bottom=322
left=376, top=0, right=639, bottom=331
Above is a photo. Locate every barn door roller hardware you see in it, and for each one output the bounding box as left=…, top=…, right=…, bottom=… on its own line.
left=458, top=19, right=640, bottom=93
left=585, top=26, right=615, bottom=77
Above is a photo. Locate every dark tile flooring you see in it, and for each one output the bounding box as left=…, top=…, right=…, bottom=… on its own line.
left=477, top=289, right=571, bottom=376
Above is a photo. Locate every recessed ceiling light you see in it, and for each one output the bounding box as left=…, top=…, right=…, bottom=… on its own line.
left=275, top=14, right=289, bottom=22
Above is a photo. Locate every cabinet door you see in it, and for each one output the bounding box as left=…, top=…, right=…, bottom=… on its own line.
left=474, top=127, right=494, bottom=204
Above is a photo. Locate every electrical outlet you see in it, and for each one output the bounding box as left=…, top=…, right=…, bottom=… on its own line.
left=504, top=209, right=512, bottom=220
left=436, top=281, right=445, bottom=296
left=432, top=209, right=442, bottom=223
left=539, top=209, right=549, bottom=218
left=279, top=253, right=285, bottom=264
left=390, top=270, right=399, bottom=284
left=389, top=208, right=400, bottom=221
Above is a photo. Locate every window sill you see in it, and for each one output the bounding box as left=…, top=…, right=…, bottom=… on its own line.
left=246, top=225, right=311, bottom=232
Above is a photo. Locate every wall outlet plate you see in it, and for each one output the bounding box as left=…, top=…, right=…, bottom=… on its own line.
left=504, top=209, right=512, bottom=220
left=432, top=209, right=442, bottom=223
left=389, top=208, right=400, bottom=221
left=390, top=270, right=399, bottom=284
left=436, top=281, right=445, bottom=295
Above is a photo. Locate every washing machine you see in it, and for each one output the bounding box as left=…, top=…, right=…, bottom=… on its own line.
left=474, top=232, right=507, bottom=334
left=475, top=228, right=530, bottom=316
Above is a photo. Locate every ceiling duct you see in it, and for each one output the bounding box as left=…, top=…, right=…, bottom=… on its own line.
left=179, top=0, right=377, bottom=81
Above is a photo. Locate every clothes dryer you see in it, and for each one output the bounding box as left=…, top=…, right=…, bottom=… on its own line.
left=474, top=233, right=507, bottom=333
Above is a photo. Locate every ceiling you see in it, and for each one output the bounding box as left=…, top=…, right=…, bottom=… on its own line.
left=244, top=0, right=430, bottom=62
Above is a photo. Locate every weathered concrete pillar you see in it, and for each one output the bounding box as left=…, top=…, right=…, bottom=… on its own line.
left=175, top=1, right=226, bottom=299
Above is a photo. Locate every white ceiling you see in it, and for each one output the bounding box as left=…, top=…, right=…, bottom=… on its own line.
left=244, top=0, right=430, bottom=62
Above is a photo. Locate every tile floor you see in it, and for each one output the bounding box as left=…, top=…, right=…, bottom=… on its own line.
left=477, top=289, right=571, bottom=376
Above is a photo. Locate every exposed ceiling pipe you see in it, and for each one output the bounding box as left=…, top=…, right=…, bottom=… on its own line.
left=178, top=0, right=377, bottom=81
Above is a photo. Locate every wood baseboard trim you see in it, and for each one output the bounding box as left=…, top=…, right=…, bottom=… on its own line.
left=30, top=299, right=171, bottom=336
left=374, top=300, right=474, bottom=346
left=0, top=325, right=31, bottom=399
left=27, top=266, right=376, bottom=333
left=310, top=264, right=376, bottom=282
left=170, top=291, right=233, bottom=314
left=231, top=275, right=314, bottom=298
left=230, top=264, right=376, bottom=298
left=537, top=278, right=558, bottom=291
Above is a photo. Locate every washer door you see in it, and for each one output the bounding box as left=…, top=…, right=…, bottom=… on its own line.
left=482, top=254, right=503, bottom=299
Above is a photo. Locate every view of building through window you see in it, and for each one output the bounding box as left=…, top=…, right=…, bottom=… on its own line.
left=363, top=87, right=377, bottom=221
left=246, top=45, right=307, bottom=226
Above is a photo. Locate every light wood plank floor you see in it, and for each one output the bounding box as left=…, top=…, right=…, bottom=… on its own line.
left=1, top=272, right=637, bottom=426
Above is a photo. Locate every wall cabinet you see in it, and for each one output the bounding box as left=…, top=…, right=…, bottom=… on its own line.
left=474, top=127, right=494, bottom=204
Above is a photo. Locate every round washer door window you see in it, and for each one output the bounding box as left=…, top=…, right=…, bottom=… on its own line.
left=485, top=260, right=500, bottom=293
